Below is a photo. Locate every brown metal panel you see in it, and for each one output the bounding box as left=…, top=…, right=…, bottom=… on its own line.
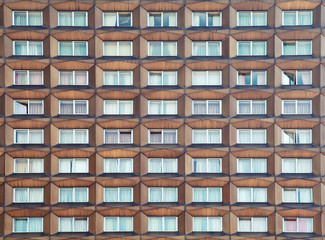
left=6, top=31, right=48, bottom=40
left=187, top=120, right=227, bottom=129
left=277, top=179, right=319, bottom=187
left=231, top=61, right=273, bottom=70
left=6, top=90, right=49, bottom=99
left=142, top=149, right=182, bottom=158
left=52, top=31, right=93, bottom=41
left=142, top=2, right=183, bottom=11
left=52, top=208, right=94, bottom=217
left=232, top=1, right=273, bottom=10
left=276, top=119, right=318, bottom=128
left=52, top=149, right=93, bottom=158
left=52, top=120, right=94, bottom=129
left=6, top=60, right=48, bottom=70
left=6, top=209, right=48, bottom=217
left=232, top=179, right=273, bottom=187
left=7, top=149, right=49, bottom=158
left=142, top=208, right=182, bottom=216
left=186, top=2, right=228, bottom=11
left=6, top=119, right=48, bottom=129
left=142, top=120, right=182, bottom=129
left=142, top=91, right=182, bottom=100
left=53, top=179, right=94, bottom=187
left=6, top=179, right=48, bottom=187
left=97, top=120, right=138, bottom=129
left=5, top=1, right=47, bottom=10
left=187, top=91, right=228, bottom=99
left=231, top=149, right=273, bottom=158
left=142, top=179, right=183, bottom=187
left=277, top=209, right=319, bottom=217
left=52, top=61, right=93, bottom=70
left=187, top=61, right=227, bottom=70
left=187, top=208, right=228, bottom=216
left=97, top=61, right=138, bottom=70
left=232, top=91, right=273, bottom=100
left=232, top=208, right=273, bottom=217
left=98, top=149, right=138, bottom=158
left=277, top=1, right=320, bottom=10
left=98, top=208, right=138, bottom=216
left=187, top=32, right=227, bottom=41
left=51, top=1, right=93, bottom=11
left=98, top=179, right=139, bottom=187
left=142, top=32, right=183, bottom=41
left=97, top=32, right=138, bottom=41
left=231, top=31, right=273, bottom=41
left=142, top=61, right=183, bottom=70
left=187, top=179, right=228, bottom=187
left=231, top=119, right=273, bottom=129
left=52, top=90, right=93, bottom=99
left=97, top=90, right=138, bottom=99
left=97, top=2, right=138, bottom=11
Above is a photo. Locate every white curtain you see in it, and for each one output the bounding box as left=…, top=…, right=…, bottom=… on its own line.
left=29, top=101, right=43, bottom=114
left=59, top=42, right=73, bottom=56
left=208, top=158, right=221, bottom=173
left=74, top=12, right=87, bottom=26
left=208, top=188, right=221, bottom=202
left=238, top=12, right=250, bottom=26
left=283, top=42, right=296, bottom=55
left=149, top=72, right=162, bottom=85
left=119, top=131, right=132, bottom=143
left=105, top=188, right=118, bottom=202
left=59, top=12, right=72, bottom=26
left=60, top=130, right=73, bottom=143
left=163, top=158, right=177, bottom=173
left=148, top=217, right=162, bottom=231
left=14, top=41, right=27, bottom=55
left=104, top=71, right=118, bottom=85
left=208, top=71, right=221, bottom=85
left=164, top=217, right=177, bottom=231
left=14, top=12, right=27, bottom=25
left=297, top=159, right=312, bottom=173
left=209, top=217, right=222, bottom=231
left=252, top=130, right=266, bottom=144
left=283, top=11, right=296, bottom=25
left=105, top=101, right=118, bottom=114
left=104, top=42, right=117, bottom=56
left=119, top=42, right=132, bottom=56
left=60, top=101, right=73, bottom=114
left=105, top=158, right=118, bottom=173
left=120, top=158, right=133, bottom=172
left=163, top=12, right=177, bottom=26
left=253, top=218, right=267, bottom=232
left=104, top=217, right=117, bottom=231
left=208, top=42, right=220, bottom=56
left=119, top=217, right=133, bottom=231
left=238, top=130, right=250, bottom=143
left=164, top=188, right=177, bottom=202
left=193, top=158, right=207, bottom=173
left=119, top=71, right=132, bottom=85
left=298, top=11, right=312, bottom=25
left=193, top=130, right=206, bottom=143
left=253, top=12, right=266, bottom=26
left=192, top=12, right=206, bottom=26
left=149, top=101, right=161, bottom=114
left=252, top=158, right=267, bottom=173
left=149, top=13, right=161, bottom=26
left=282, top=158, right=296, bottom=173
left=284, top=189, right=297, bottom=202
left=14, top=219, right=28, bottom=232
left=103, top=13, right=117, bottom=26
left=15, top=159, right=28, bottom=173
left=238, top=159, right=251, bottom=173
left=297, top=130, right=311, bottom=144
left=150, top=132, right=162, bottom=143
left=252, top=101, right=265, bottom=114
left=252, top=41, right=265, bottom=55
left=59, top=159, right=72, bottom=173
left=238, top=218, right=251, bottom=231
left=297, top=71, right=312, bottom=85
left=74, top=42, right=87, bottom=56
left=74, top=130, right=88, bottom=144
left=297, top=41, right=311, bottom=55
left=60, top=188, right=73, bottom=202
left=29, top=130, right=43, bottom=144
left=29, top=158, right=44, bottom=173
left=208, top=13, right=221, bottom=26
left=192, top=71, right=206, bottom=85
left=208, top=130, right=220, bottom=143
left=238, top=72, right=250, bottom=85
left=252, top=71, right=266, bottom=85
left=28, top=12, right=42, bottom=26
left=193, top=217, right=207, bottom=231
left=28, top=218, right=43, bottom=232
left=120, top=188, right=132, bottom=202
left=298, top=218, right=313, bottom=232
left=298, top=188, right=312, bottom=202
left=29, top=188, right=43, bottom=202
left=164, top=101, right=177, bottom=114
left=163, top=42, right=177, bottom=56
left=149, top=188, right=162, bottom=202
left=16, top=130, right=28, bottom=144
left=238, top=188, right=251, bottom=202
left=193, top=188, right=207, bottom=202
left=149, top=42, right=161, bottom=56
left=253, top=188, right=267, bottom=202
left=208, top=101, right=220, bottom=114
left=283, top=100, right=296, bottom=114
left=163, top=130, right=176, bottom=144
left=15, top=71, right=28, bottom=85
left=59, top=72, right=73, bottom=85
left=75, top=71, right=88, bottom=85
left=75, top=188, right=87, bottom=202
left=60, top=218, right=73, bottom=232
left=193, top=101, right=206, bottom=114
left=238, top=101, right=250, bottom=114
left=149, top=158, right=162, bottom=172
left=119, top=101, right=133, bottom=114
left=238, top=42, right=250, bottom=55
left=297, top=100, right=311, bottom=114
left=15, top=188, right=28, bottom=202
left=193, top=42, right=206, bottom=56
left=74, top=218, right=87, bottom=231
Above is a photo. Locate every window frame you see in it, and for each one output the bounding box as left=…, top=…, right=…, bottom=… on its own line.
left=237, top=70, right=267, bottom=86
left=237, top=100, right=267, bottom=114
left=191, top=11, right=222, bottom=27
left=59, top=158, right=89, bottom=173
left=192, top=158, right=222, bottom=173
left=103, top=12, right=133, bottom=27
left=282, top=99, right=312, bottom=114
left=282, top=187, right=313, bottom=203
left=148, top=187, right=178, bottom=202
left=148, top=41, right=178, bottom=56
left=237, top=41, right=267, bottom=56
left=58, top=70, right=89, bottom=85
left=148, top=216, right=178, bottom=232
left=103, top=100, right=133, bottom=115
left=282, top=10, right=313, bottom=26
left=14, top=158, right=44, bottom=173
left=13, top=40, right=43, bottom=56
left=59, top=129, right=89, bottom=144
left=237, top=129, right=267, bottom=144
left=281, top=70, right=312, bottom=85
left=282, top=158, right=312, bottom=174
left=12, top=11, right=43, bottom=26
left=13, top=188, right=44, bottom=203
left=58, top=41, right=88, bottom=56
left=13, top=217, right=43, bottom=233
left=58, top=11, right=88, bottom=27
left=104, top=158, right=133, bottom=173
left=59, top=187, right=89, bottom=202
left=283, top=217, right=313, bottom=233
left=148, top=158, right=178, bottom=173
left=59, top=217, right=89, bottom=232
left=13, top=70, right=44, bottom=85
left=192, top=216, right=223, bottom=232
left=59, top=100, right=88, bottom=115
left=148, top=70, right=178, bottom=86
left=237, top=11, right=267, bottom=26
left=237, top=158, right=267, bottom=173
left=103, top=70, right=133, bottom=86
left=192, top=187, right=222, bottom=202
left=104, top=216, right=134, bottom=232
left=14, top=129, right=44, bottom=144
left=192, top=41, right=222, bottom=56
left=148, top=129, right=178, bottom=144
left=281, top=129, right=312, bottom=144
left=104, top=187, right=133, bottom=202
left=147, top=12, right=177, bottom=27
left=148, top=100, right=178, bottom=115
left=103, top=41, right=133, bottom=56
left=237, top=187, right=267, bottom=203
left=192, top=100, right=222, bottom=115
left=14, top=99, right=44, bottom=115
left=104, top=129, right=133, bottom=144
left=282, top=40, right=312, bottom=56
left=192, top=129, right=222, bottom=144
left=192, top=70, right=222, bottom=86
left=237, top=217, right=268, bottom=232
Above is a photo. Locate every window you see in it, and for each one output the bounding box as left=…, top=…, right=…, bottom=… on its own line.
left=192, top=129, right=222, bottom=144
left=237, top=70, right=266, bottom=85
left=149, top=187, right=178, bottom=202
left=193, top=187, right=222, bottom=202
left=148, top=100, right=177, bottom=115
left=13, top=11, right=42, bottom=26
left=103, top=41, right=132, bottom=56
left=104, top=71, right=133, bottom=85
left=58, top=41, right=88, bottom=56
left=13, top=41, right=43, bottom=55
left=282, top=70, right=312, bottom=85
left=104, top=129, right=133, bottom=144
left=103, top=12, right=132, bottom=27
left=238, top=217, right=267, bottom=232
left=237, top=187, right=267, bottom=202
left=59, top=217, right=88, bottom=232
left=59, top=71, right=88, bottom=85
left=237, top=158, right=267, bottom=173
left=282, top=41, right=312, bottom=55
left=104, top=217, right=133, bottom=232
left=104, top=100, right=133, bottom=115
left=237, top=11, right=267, bottom=26
left=193, top=217, right=222, bottom=232
left=14, top=158, right=43, bottom=173
left=192, top=12, right=222, bottom=26
left=14, top=100, right=43, bottom=114
left=59, top=158, right=88, bottom=173
left=193, top=158, right=222, bottom=173
left=192, top=71, right=222, bottom=85
left=283, top=188, right=312, bottom=203
left=193, top=100, right=221, bottom=115
left=148, top=217, right=177, bottom=232
left=58, top=11, right=87, bottom=26
left=237, top=100, right=266, bottom=114
left=59, top=188, right=88, bottom=202
left=237, top=129, right=266, bottom=144
left=104, top=158, right=133, bottom=173
left=148, top=42, right=177, bottom=56
left=59, top=100, right=88, bottom=115
left=14, top=188, right=43, bottom=203
left=14, top=70, right=43, bottom=85
left=14, top=129, right=43, bottom=144
left=283, top=11, right=312, bottom=26
left=282, top=129, right=312, bottom=144
left=192, top=41, right=221, bottom=56
left=282, top=158, right=312, bottom=174
left=282, top=100, right=311, bottom=114
left=237, top=41, right=266, bottom=56
left=13, top=218, right=43, bottom=232
left=148, top=129, right=177, bottom=144
left=148, top=71, right=177, bottom=85
left=148, top=158, right=178, bottom=173
left=59, top=129, right=88, bottom=144
left=283, top=218, right=313, bottom=232
left=148, top=12, right=177, bottom=27
left=104, top=187, right=133, bottom=202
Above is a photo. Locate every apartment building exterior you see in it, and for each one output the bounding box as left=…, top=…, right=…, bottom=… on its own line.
left=0, top=0, right=324, bottom=239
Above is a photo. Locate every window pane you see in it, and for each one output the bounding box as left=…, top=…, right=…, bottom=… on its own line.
left=163, top=130, right=177, bottom=144
left=208, top=188, right=221, bottom=202
left=164, top=101, right=177, bottom=114
left=163, top=159, right=177, bottom=173
left=29, top=41, right=42, bottom=55
left=119, top=13, right=132, bottom=26
left=74, top=12, right=87, bottom=26
left=60, top=188, right=73, bottom=202
left=59, top=12, right=72, bottom=26
left=30, top=158, right=44, bottom=173
left=238, top=159, right=251, bottom=173
left=208, top=12, right=221, bottom=26
left=148, top=217, right=163, bottom=231
left=149, top=158, right=162, bottom=173
left=149, top=42, right=161, bottom=56
left=105, top=130, right=118, bottom=143
left=238, top=188, right=251, bottom=202
left=252, top=101, right=265, bottom=114
left=15, top=189, right=28, bottom=202
left=238, top=130, right=250, bottom=143
left=238, top=218, right=251, bottom=231
left=284, top=219, right=297, bottom=232
left=75, top=130, right=88, bottom=143
left=298, top=11, right=312, bottom=25
left=252, top=130, right=265, bottom=143
left=163, top=42, right=177, bottom=56
left=193, top=12, right=206, bottom=26
left=163, top=71, right=177, bottom=85
left=297, top=71, right=312, bottom=85
left=14, top=219, right=28, bottom=232
left=59, top=218, right=73, bottom=232
left=29, top=101, right=43, bottom=114
left=164, top=188, right=177, bottom=202
left=193, top=101, right=206, bottom=114
left=119, top=42, right=132, bottom=56
left=104, top=42, right=117, bottom=56
left=283, top=11, right=296, bottom=25
left=14, top=12, right=27, bottom=25
left=297, top=159, right=312, bottom=173
left=238, top=12, right=250, bottom=26
left=75, top=101, right=87, bottom=114
left=208, top=101, right=221, bottom=114
left=104, top=217, right=118, bottom=231
left=74, top=42, right=87, bottom=56
left=193, top=42, right=206, bottom=56
left=28, top=218, right=42, bottom=232
left=119, top=217, right=133, bottom=231
left=297, top=130, right=311, bottom=144
left=208, top=71, right=221, bottom=85
left=192, top=71, right=206, bottom=85
left=15, top=100, right=28, bottom=114
left=253, top=188, right=267, bottom=202
left=297, top=41, right=311, bottom=55
left=29, top=188, right=43, bottom=202
left=14, top=41, right=27, bottom=55
left=252, top=12, right=266, bottom=26
left=119, top=158, right=133, bottom=172
left=193, top=158, right=207, bottom=173
left=60, top=130, right=73, bottom=143
left=193, top=217, right=207, bottom=231
left=103, top=13, right=117, bottom=26
left=252, top=71, right=266, bottom=85
left=74, top=158, right=88, bottom=173
left=193, top=130, right=206, bottom=143
left=297, top=100, right=311, bottom=114
left=28, top=12, right=42, bottom=26
left=119, top=71, right=132, bottom=85
left=252, top=158, right=267, bottom=173
left=283, top=189, right=297, bottom=202
left=238, top=42, right=250, bottom=55
left=208, top=158, right=221, bottom=173
left=252, top=41, right=265, bottom=55
left=105, top=158, right=118, bottom=173
left=253, top=218, right=267, bottom=232
left=238, top=101, right=250, bottom=114
left=193, top=188, right=207, bottom=202
left=298, top=188, right=312, bottom=202
left=164, top=217, right=177, bottom=231
left=208, top=42, right=220, bottom=56
left=149, top=13, right=161, bottom=26
left=15, top=159, right=28, bottom=173
left=75, top=71, right=88, bottom=85
left=14, top=71, right=28, bottom=85
left=60, top=101, right=73, bottom=114
left=59, top=42, right=73, bottom=56
left=163, top=12, right=177, bottom=26
left=283, top=42, right=296, bottom=55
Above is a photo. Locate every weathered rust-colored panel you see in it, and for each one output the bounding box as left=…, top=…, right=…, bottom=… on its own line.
left=142, top=91, right=182, bottom=100
left=142, top=61, right=183, bottom=70
left=276, top=120, right=318, bottom=129
left=187, top=179, right=228, bottom=187
left=142, top=149, right=183, bottom=158
left=52, top=208, right=94, bottom=217
left=5, top=1, right=47, bottom=10
left=231, top=61, right=273, bottom=70
left=186, top=2, right=227, bottom=11
left=187, top=91, right=228, bottom=100
left=52, top=31, right=93, bottom=41
left=6, top=90, right=49, bottom=99
left=97, top=91, right=138, bottom=100
left=97, top=2, right=138, bottom=11
left=232, top=149, right=273, bottom=158
left=231, top=120, right=273, bottom=129
left=187, top=149, right=227, bottom=158
left=97, top=61, right=138, bottom=70
left=98, top=208, right=138, bottom=216
left=7, top=209, right=48, bottom=217
left=232, top=179, right=273, bottom=187
left=277, top=149, right=318, bottom=158
left=232, top=31, right=273, bottom=41
left=7, top=150, right=49, bottom=158
left=52, top=120, right=94, bottom=129
left=276, top=30, right=319, bottom=40
left=187, top=32, right=227, bottom=41
left=98, top=179, right=139, bottom=187
left=7, top=179, right=49, bottom=187
left=97, top=32, right=138, bottom=41
left=143, top=208, right=182, bottom=216
left=6, top=61, right=48, bottom=70
left=6, top=31, right=48, bottom=40
left=277, top=209, right=319, bottom=217
left=53, top=179, right=94, bottom=187
left=232, top=1, right=273, bottom=10
left=187, top=61, right=227, bottom=70
left=277, top=60, right=318, bottom=70
left=187, top=208, right=228, bottom=216
left=276, top=90, right=318, bottom=99
left=6, top=120, right=48, bottom=129
left=142, top=32, right=183, bottom=41
left=142, top=120, right=182, bottom=129
left=52, top=1, right=93, bottom=10
left=232, top=208, right=274, bottom=217
left=52, top=90, right=93, bottom=100
left=98, top=149, right=138, bottom=158
left=52, top=149, right=93, bottom=158
left=277, top=1, right=320, bottom=10
left=97, top=120, right=138, bottom=129
left=232, top=91, right=273, bottom=100
left=52, top=61, right=93, bottom=70
left=187, top=120, right=227, bottom=129
left=142, top=2, right=183, bottom=11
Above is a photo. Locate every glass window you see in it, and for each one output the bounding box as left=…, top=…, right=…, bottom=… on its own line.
left=14, top=188, right=43, bottom=203
left=58, top=41, right=88, bottom=56
left=59, top=129, right=88, bottom=144
left=282, top=158, right=312, bottom=174
left=283, top=11, right=312, bottom=25
left=14, top=158, right=43, bottom=173
left=104, top=187, right=133, bottom=202
left=104, top=217, right=133, bottom=232
left=238, top=217, right=268, bottom=232
left=193, top=100, right=221, bottom=115
left=237, top=129, right=266, bottom=144
left=237, top=11, right=267, bottom=26
left=283, top=41, right=312, bottom=55
left=14, top=70, right=43, bottom=85
left=13, top=11, right=42, bottom=26
left=103, top=71, right=133, bottom=85
left=104, top=100, right=133, bottom=115
left=193, top=158, right=222, bottom=173
left=148, top=42, right=177, bottom=56
left=149, top=187, right=178, bottom=202
left=193, top=187, right=222, bottom=202
left=282, top=70, right=312, bottom=85
left=237, top=41, right=266, bottom=56
left=148, top=71, right=177, bottom=85
left=148, top=158, right=178, bottom=173
left=103, top=12, right=132, bottom=27
left=13, top=218, right=43, bottom=232
left=59, top=188, right=88, bottom=202
left=13, top=41, right=43, bottom=55
left=283, top=188, right=312, bottom=203
left=237, top=187, right=267, bottom=202
left=283, top=218, right=313, bottom=232
left=104, top=129, right=133, bottom=144
left=104, top=158, right=133, bottom=173
left=192, top=41, right=221, bottom=56
left=103, top=41, right=133, bottom=56
left=237, top=158, right=267, bottom=173
left=192, top=12, right=222, bottom=26
left=58, top=11, right=87, bottom=26
left=148, top=217, right=177, bottom=232
left=237, top=71, right=266, bottom=85
left=193, top=217, right=222, bottom=232
left=237, top=100, right=266, bottom=114
left=192, top=129, right=221, bottom=144
left=14, top=129, right=43, bottom=144
left=59, top=217, right=88, bottom=232
left=148, top=12, right=177, bottom=27
left=149, top=129, right=177, bottom=144
left=59, top=100, right=88, bottom=115
left=192, top=71, right=222, bottom=85
left=282, top=129, right=312, bottom=144
left=148, top=100, right=177, bottom=115
left=59, top=158, right=88, bottom=173
left=14, top=100, right=43, bottom=114
left=282, top=100, right=311, bottom=114
left=59, top=71, right=88, bottom=85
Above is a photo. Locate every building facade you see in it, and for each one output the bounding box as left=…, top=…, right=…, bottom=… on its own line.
left=0, top=0, right=324, bottom=239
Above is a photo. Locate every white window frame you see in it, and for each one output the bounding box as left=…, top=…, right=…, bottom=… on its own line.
left=13, top=70, right=44, bottom=85
left=283, top=218, right=313, bottom=233
left=237, top=129, right=267, bottom=144
left=237, top=100, right=266, bottom=114
left=148, top=129, right=177, bottom=144
left=148, top=187, right=178, bottom=202
left=58, top=11, right=88, bottom=26
left=148, top=158, right=178, bottom=173
left=13, top=217, right=43, bottom=233
left=103, top=70, right=133, bottom=86
left=148, top=41, right=177, bottom=56
left=282, top=100, right=312, bottom=114
left=237, top=187, right=267, bottom=202
left=148, top=216, right=178, bottom=232
left=13, top=188, right=44, bottom=203
left=14, top=158, right=44, bottom=173
left=192, top=158, right=222, bottom=173
left=103, top=100, right=133, bottom=115
left=237, top=70, right=267, bottom=85
left=193, top=217, right=223, bottom=232
left=14, top=129, right=44, bottom=144
left=281, top=70, right=312, bottom=85
left=237, top=11, right=267, bottom=26
left=103, top=41, right=133, bottom=56
left=192, top=100, right=222, bottom=115
left=237, top=41, right=267, bottom=56
left=59, top=187, right=88, bottom=202
left=148, top=71, right=178, bottom=86
left=192, top=129, right=222, bottom=144
left=104, top=129, right=133, bottom=144
left=13, top=11, right=43, bottom=26
left=282, top=188, right=313, bottom=203
left=192, top=70, right=222, bottom=86
left=192, top=12, right=222, bottom=27
left=14, top=99, right=44, bottom=115
left=237, top=217, right=268, bottom=232
left=237, top=158, right=267, bottom=173
left=282, top=158, right=312, bottom=174
left=59, top=100, right=88, bottom=115
left=282, top=40, right=312, bottom=55
left=58, top=41, right=88, bottom=56
left=192, top=41, right=222, bottom=56
left=281, top=129, right=312, bottom=144
left=13, top=40, right=43, bottom=56
left=59, top=217, right=89, bottom=232
left=104, top=187, right=133, bottom=202
left=192, top=187, right=222, bottom=202
left=59, top=71, right=89, bottom=85
left=59, top=158, right=89, bottom=173
left=147, top=12, right=177, bottom=27
left=103, top=12, right=133, bottom=27
left=282, top=10, right=313, bottom=26
left=148, top=100, right=177, bottom=115
left=59, top=129, right=89, bottom=144
left=104, top=158, right=133, bottom=173
left=104, top=217, right=134, bottom=232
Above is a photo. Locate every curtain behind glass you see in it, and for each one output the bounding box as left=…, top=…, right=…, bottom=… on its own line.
left=297, top=71, right=312, bottom=85
left=297, top=159, right=312, bottom=173
left=149, top=42, right=161, bottom=56
left=253, top=12, right=266, bottom=26
left=208, top=13, right=221, bottom=26
left=75, top=130, right=88, bottom=144
left=238, top=130, right=250, bottom=143
left=208, top=130, right=220, bottom=143
left=252, top=71, right=266, bottom=85
left=192, top=71, right=206, bottom=85
left=15, top=159, right=28, bottom=173
left=193, top=188, right=207, bottom=202
left=164, top=188, right=177, bottom=202
left=29, top=101, right=43, bottom=114
left=149, top=72, right=162, bottom=85
left=59, top=72, right=73, bottom=85
left=284, top=219, right=297, bottom=232
left=29, top=188, right=43, bottom=202
left=119, top=101, right=132, bottom=114
left=298, top=11, right=312, bottom=25
left=163, top=12, right=177, bottom=26
left=60, top=188, right=73, bottom=202
left=193, top=217, right=206, bottom=231
left=283, top=42, right=296, bottom=55
left=238, top=101, right=250, bottom=114
left=149, top=13, right=161, bottom=26
left=253, top=218, right=267, bottom=232
left=208, top=71, right=221, bottom=85
left=208, top=101, right=220, bottom=114
left=283, top=11, right=296, bottom=25
left=29, top=130, right=43, bottom=144
left=193, top=42, right=206, bottom=56
left=29, top=41, right=42, bottom=55
left=119, top=42, right=132, bottom=56
left=104, top=42, right=117, bottom=56
left=208, top=188, right=221, bottom=202
left=104, top=217, right=117, bottom=231
left=15, top=188, right=28, bottom=202
left=163, top=130, right=176, bottom=143
left=60, top=218, right=73, bottom=231
left=298, top=188, right=312, bottom=202
left=60, top=130, right=73, bottom=143
left=252, top=41, right=265, bottom=55
left=238, top=42, right=250, bottom=55
left=14, top=219, right=28, bottom=232
left=74, top=218, right=87, bottom=231
left=149, top=101, right=161, bottom=114
left=252, top=158, right=267, bottom=173
left=120, top=158, right=133, bottom=172
left=149, top=188, right=162, bottom=202
left=59, top=42, right=73, bottom=56
left=238, top=12, right=250, bottom=26
left=163, top=71, right=177, bottom=85
left=238, top=188, right=251, bottom=202
left=253, top=188, right=267, bottom=202
left=208, top=158, right=221, bottom=172
left=297, top=100, right=311, bottom=114
left=74, top=101, right=87, bottom=114
left=74, top=12, right=87, bottom=26
left=28, top=218, right=42, bottom=232
left=120, top=188, right=132, bottom=202
left=193, top=158, right=206, bottom=173
left=208, top=42, right=220, bottom=56
left=103, top=13, right=117, bottom=26
left=15, top=41, right=27, bottom=55
left=119, top=217, right=133, bottom=231
left=192, top=12, right=206, bottom=26
left=163, top=42, right=176, bottom=56
left=15, top=71, right=28, bottom=85
left=14, top=12, right=27, bottom=25
left=238, top=218, right=250, bottom=231
left=252, top=101, right=265, bottom=114
left=238, top=159, right=251, bottom=173
left=252, top=130, right=266, bottom=143
left=297, top=130, right=311, bottom=144
left=148, top=217, right=162, bottom=231
left=149, top=158, right=162, bottom=172
left=105, top=188, right=118, bottom=202
left=75, top=188, right=87, bottom=202
left=29, top=12, right=42, bottom=26
left=164, top=101, right=177, bottom=114
left=194, top=101, right=206, bottom=114
left=105, top=158, right=118, bottom=172
left=74, top=42, right=87, bottom=56
left=297, top=41, right=311, bottom=55
left=299, top=218, right=313, bottom=232
left=163, top=159, right=177, bottom=172
left=283, top=100, right=296, bottom=114
left=164, top=217, right=177, bottom=231
left=193, top=130, right=206, bottom=143
left=59, top=12, right=72, bottom=26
